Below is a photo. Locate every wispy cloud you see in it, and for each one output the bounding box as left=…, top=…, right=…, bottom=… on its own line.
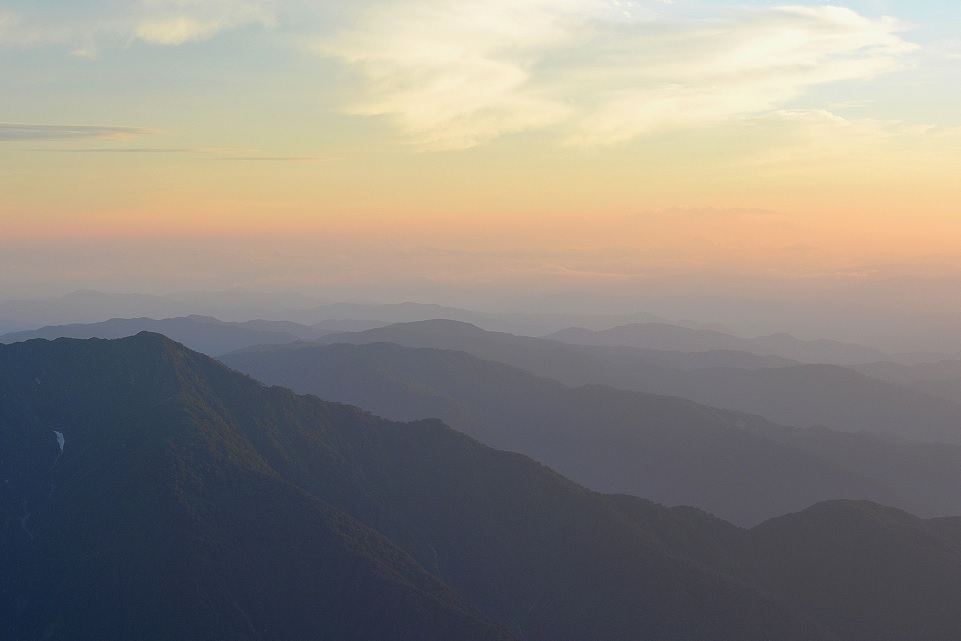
left=737, top=109, right=937, bottom=167
left=315, top=0, right=577, bottom=150
left=0, top=123, right=152, bottom=142
left=925, top=38, right=961, bottom=61
left=135, top=2, right=275, bottom=46
left=317, top=2, right=917, bottom=149
left=0, top=0, right=275, bottom=55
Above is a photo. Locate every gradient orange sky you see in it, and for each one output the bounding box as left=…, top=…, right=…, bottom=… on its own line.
left=2, top=1, right=961, bottom=305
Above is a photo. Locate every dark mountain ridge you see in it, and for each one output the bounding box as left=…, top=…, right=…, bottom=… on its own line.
left=0, top=335, right=508, bottom=640
left=4, top=334, right=961, bottom=640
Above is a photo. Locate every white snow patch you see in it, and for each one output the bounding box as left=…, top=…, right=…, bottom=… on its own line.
left=20, top=514, right=33, bottom=539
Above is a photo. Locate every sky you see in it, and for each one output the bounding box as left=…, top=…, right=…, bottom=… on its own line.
left=2, top=0, right=961, bottom=329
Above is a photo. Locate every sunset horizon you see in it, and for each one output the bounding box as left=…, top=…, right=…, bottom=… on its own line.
left=4, top=0, right=961, bottom=345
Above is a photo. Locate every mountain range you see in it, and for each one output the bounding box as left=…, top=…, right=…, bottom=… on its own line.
left=5, top=334, right=961, bottom=639
left=221, top=340, right=961, bottom=526
left=310, top=320, right=961, bottom=444
left=0, top=291, right=718, bottom=338
left=9, top=315, right=961, bottom=444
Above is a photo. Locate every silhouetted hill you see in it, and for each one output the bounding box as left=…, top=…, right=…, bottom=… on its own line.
left=0, top=315, right=326, bottom=355
left=6, top=334, right=961, bottom=640
left=221, top=341, right=961, bottom=525
left=749, top=500, right=961, bottom=641
left=312, top=320, right=961, bottom=443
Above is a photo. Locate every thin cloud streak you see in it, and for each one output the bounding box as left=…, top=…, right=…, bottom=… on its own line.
left=11, top=144, right=337, bottom=162
left=318, top=2, right=918, bottom=149
left=18, top=147, right=204, bottom=153
left=218, top=156, right=339, bottom=162
left=0, top=123, right=153, bottom=142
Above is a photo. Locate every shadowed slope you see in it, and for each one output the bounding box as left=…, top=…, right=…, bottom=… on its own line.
left=0, top=335, right=512, bottom=641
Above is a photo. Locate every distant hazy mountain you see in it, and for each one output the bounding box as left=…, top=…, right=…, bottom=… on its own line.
left=287, top=301, right=729, bottom=336
left=313, top=318, right=394, bottom=332
left=225, top=318, right=332, bottom=340
left=307, top=319, right=785, bottom=379
left=667, top=363, right=961, bottom=444
left=0, top=290, right=721, bottom=339
left=0, top=289, right=330, bottom=335
left=547, top=323, right=892, bottom=365
left=6, top=334, right=961, bottom=640
left=310, top=320, right=961, bottom=443
left=222, top=341, right=961, bottom=526
left=164, top=288, right=326, bottom=315
left=0, top=290, right=194, bottom=334
left=854, top=359, right=961, bottom=406
left=0, top=315, right=327, bottom=355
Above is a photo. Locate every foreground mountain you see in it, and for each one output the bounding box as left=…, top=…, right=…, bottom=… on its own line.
left=311, top=320, right=961, bottom=444
left=221, top=341, right=961, bottom=525
left=5, top=334, right=961, bottom=640
left=0, top=334, right=509, bottom=640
